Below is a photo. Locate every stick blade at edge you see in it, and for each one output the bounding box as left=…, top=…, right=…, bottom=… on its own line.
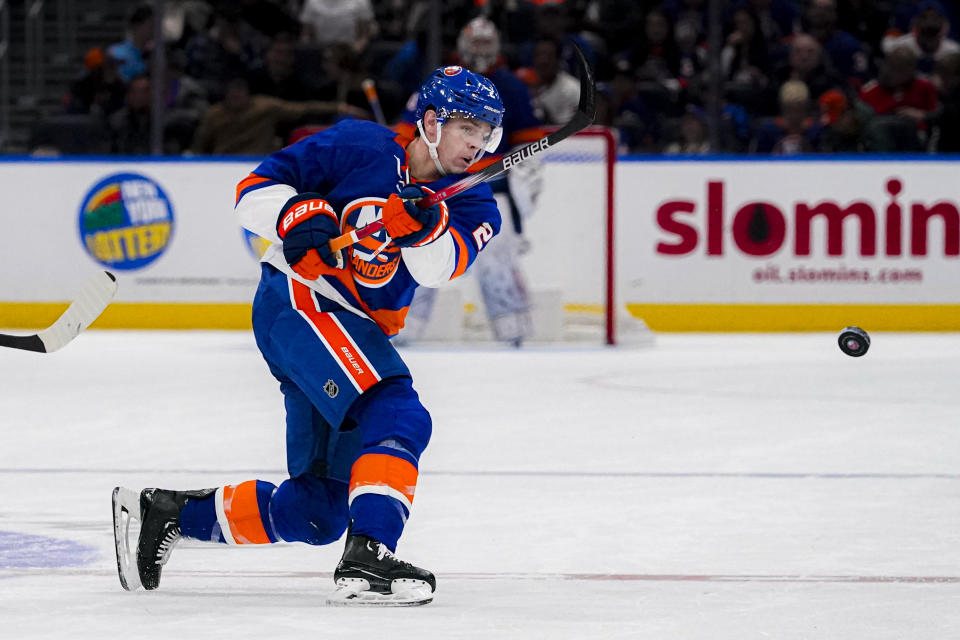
left=37, top=270, right=119, bottom=353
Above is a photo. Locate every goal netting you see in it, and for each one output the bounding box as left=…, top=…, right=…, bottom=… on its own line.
left=398, top=126, right=650, bottom=346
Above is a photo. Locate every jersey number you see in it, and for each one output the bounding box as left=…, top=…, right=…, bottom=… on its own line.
left=472, top=222, right=494, bottom=250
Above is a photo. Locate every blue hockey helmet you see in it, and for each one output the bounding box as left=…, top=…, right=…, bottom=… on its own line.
left=415, top=66, right=504, bottom=153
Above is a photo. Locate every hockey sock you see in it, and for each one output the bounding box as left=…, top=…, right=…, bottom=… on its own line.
left=348, top=493, right=408, bottom=551
left=179, top=491, right=222, bottom=542
left=347, top=452, right=419, bottom=550
left=180, top=480, right=279, bottom=544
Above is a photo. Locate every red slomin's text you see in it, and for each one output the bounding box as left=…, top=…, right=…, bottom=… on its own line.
left=656, top=179, right=960, bottom=257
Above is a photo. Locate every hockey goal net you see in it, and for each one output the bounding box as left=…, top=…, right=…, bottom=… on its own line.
left=404, top=126, right=646, bottom=346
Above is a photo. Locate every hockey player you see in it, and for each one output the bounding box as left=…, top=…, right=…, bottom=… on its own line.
left=112, top=66, right=505, bottom=606
left=396, top=16, right=544, bottom=346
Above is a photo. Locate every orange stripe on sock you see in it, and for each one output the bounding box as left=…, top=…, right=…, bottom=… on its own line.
left=349, top=453, right=418, bottom=506
left=221, top=481, right=271, bottom=545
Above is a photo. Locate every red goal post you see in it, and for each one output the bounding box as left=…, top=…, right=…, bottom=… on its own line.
left=518, top=125, right=619, bottom=345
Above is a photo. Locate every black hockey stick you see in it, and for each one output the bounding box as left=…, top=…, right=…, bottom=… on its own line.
left=329, top=42, right=597, bottom=252
left=0, top=270, right=118, bottom=353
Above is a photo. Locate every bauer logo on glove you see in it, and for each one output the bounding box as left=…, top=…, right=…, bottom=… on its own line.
left=279, top=198, right=336, bottom=237
left=381, top=185, right=449, bottom=248
left=276, top=192, right=345, bottom=279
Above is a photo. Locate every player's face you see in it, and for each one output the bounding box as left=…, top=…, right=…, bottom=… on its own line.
left=439, top=117, right=494, bottom=173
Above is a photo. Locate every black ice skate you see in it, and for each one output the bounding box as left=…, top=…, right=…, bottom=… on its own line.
left=328, top=533, right=436, bottom=606
left=112, top=486, right=214, bottom=591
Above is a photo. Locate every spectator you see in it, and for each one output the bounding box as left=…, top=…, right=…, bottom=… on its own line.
left=615, top=8, right=683, bottom=115
left=108, top=71, right=200, bottom=155
left=662, top=0, right=707, bottom=39
left=108, top=74, right=153, bottom=154
left=752, top=80, right=822, bottom=154
left=108, top=4, right=154, bottom=83
left=299, top=0, right=377, bottom=54
left=882, top=1, right=960, bottom=75
left=932, top=51, right=960, bottom=151
left=775, top=34, right=847, bottom=103
left=674, top=11, right=709, bottom=103
left=163, top=1, right=214, bottom=49
left=638, top=8, right=682, bottom=80
left=65, top=47, right=126, bottom=118
left=162, top=50, right=209, bottom=153
left=380, top=25, right=430, bottom=112
left=526, top=4, right=597, bottom=79
left=860, top=46, right=939, bottom=151
left=190, top=77, right=366, bottom=155
left=817, top=88, right=864, bottom=152
left=608, top=59, right=661, bottom=152
left=247, top=32, right=311, bottom=101
left=372, top=0, right=413, bottom=42
left=306, top=44, right=376, bottom=119
left=743, top=0, right=798, bottom=49
left=184, top=8, right=265, bottom=101
left=528, top=37, right=581, bottom=125
left=890, top=0, right=960, bottom=42
left=803, top=0, right=871, bottom=84
left=664, top=105, right=712, bottom=154
left=583, top=0, right=646, bottom=66
left=722, top=5, right=774, bottom=115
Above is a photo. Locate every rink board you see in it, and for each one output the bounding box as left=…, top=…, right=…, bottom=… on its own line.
left=0, top=155, right=957, bottom=330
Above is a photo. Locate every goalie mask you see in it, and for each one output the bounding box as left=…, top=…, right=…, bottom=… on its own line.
left=415, top=66, right=505, bottom=175
left=457, top=16, right=500, bottom=75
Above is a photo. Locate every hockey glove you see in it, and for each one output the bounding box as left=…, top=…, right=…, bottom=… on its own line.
left=381, top=185, right=449, bottom=248
left=276, top=193, right=344, bottom=280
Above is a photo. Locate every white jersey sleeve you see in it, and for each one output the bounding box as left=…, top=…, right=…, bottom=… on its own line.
left=401, top=234, right=458, bottom=287
left=235, top=183, right=298, bottom=243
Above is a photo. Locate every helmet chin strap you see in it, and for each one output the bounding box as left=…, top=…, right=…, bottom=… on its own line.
left=417, top=118, right=447, bottom=176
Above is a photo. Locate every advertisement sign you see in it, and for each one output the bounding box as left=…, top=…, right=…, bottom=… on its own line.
left=623, top=161, right=958, bottom=305
left=0, top=158, right=956, bottom=330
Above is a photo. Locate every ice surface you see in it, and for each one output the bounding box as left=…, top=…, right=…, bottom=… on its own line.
left=1, top=331, right=958, bottom=639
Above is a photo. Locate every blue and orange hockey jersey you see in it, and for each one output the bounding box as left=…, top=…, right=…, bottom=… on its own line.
left=235, top=119, right=501, bottom=336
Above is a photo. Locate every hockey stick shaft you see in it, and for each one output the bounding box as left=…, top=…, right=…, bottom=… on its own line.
left=328, top=43, right=596, bottom=253
left=361, top=78, right=388, bottom=126
left=0, top=270, right=118, bottom=353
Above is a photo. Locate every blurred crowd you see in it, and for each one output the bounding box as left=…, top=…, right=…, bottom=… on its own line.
left=34, top=0, right=960, bottom=156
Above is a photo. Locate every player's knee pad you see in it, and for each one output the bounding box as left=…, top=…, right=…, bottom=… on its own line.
left=348, top=376, right=432, bottom=461
left=269, top=474, right=349, bottom=545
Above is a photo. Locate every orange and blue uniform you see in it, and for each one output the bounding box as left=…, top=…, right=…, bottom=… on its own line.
left=178, top=119, right=501, bottom=551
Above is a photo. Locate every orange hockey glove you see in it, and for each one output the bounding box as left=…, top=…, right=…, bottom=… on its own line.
left=381, top=185, right=449, bottom=248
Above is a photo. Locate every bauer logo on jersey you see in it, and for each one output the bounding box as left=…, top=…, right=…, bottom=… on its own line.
left=77, top=172, right=174, bottom=270
left=442, top=66, right=462, bottom=76
left=341, top=197, right=401, bottom=288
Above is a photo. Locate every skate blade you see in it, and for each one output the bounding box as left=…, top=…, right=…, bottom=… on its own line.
left=326, top=577, right=434, bottom=607
left=112, top=486, right=143, bottom=591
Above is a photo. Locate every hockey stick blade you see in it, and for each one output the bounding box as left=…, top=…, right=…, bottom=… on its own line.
left=328, top=42, right=597, bottom=252
left=0, top=270, right=118, bottom=353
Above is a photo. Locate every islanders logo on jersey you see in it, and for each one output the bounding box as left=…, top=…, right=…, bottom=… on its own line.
left=78, top=172, right=174, bottom=270
left=341, top=197, right=401, bottom=288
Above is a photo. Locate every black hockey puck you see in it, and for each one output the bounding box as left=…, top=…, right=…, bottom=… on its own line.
left=838, top=326, right=870, bottom=357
